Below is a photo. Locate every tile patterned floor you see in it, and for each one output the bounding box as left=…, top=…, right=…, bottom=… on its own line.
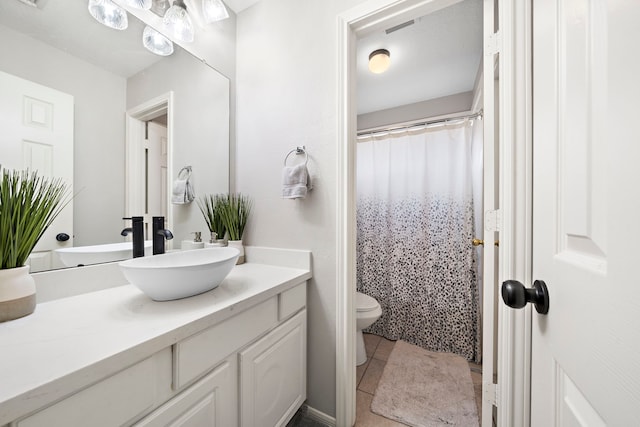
left=355, top=333, right=483, bottom=426
left=289, top=333, right=483, bottom=427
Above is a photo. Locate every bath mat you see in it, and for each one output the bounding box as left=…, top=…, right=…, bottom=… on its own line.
left=371, top=340, right=479, bottom=427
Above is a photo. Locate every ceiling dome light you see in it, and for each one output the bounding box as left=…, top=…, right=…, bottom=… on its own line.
left=202, top=0, right=229, bottom=23
left=143, top=25, right=174, bottom=56
left=368, top=49, right=391, bottom=74
left=121, top=0, right=152, bottom=10
left=88, top=0, right=128, bottom=30
left=163, top=0, right=194, bottom=43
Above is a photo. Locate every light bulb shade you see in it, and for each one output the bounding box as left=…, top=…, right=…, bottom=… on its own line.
left=88, top=0, right=128, bottom=30
left=121, top=0, right=152, bottom=10
left=368, top=49, right=391, bottom=74
left=202, top=0, right=229, bottom=23
left=163, top=1, right=194, bottom=43
left=143, top=26, right=174, bottom=56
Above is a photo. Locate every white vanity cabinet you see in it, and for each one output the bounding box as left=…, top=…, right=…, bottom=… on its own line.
left=0, top=257, right=311, bottom=427
left=139, top=285, right=307, bottom=427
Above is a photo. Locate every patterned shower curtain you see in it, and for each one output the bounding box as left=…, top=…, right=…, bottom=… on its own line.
left=356, top=119, right=482, bottom=362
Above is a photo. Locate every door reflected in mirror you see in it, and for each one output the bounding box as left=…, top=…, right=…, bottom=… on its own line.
left=0, top=1, right=230, bottom=272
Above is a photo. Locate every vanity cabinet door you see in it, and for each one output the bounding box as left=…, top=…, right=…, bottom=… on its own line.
left=239, top=310, right=306, bottom=427
left=135, top=357, right=237, bottom=427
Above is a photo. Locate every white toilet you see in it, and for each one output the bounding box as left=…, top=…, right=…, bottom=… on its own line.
left=356, top=292, right=382, bottom=366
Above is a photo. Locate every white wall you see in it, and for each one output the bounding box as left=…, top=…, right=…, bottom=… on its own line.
left=127, top=49, right=230, bottom=244
left=120, top=3, right=238, bottom=191
left=0, top=25, right=127, bottom=247
left=357, top=91, right=474, bottom=130
left=236, top=0, right=369, bottom=417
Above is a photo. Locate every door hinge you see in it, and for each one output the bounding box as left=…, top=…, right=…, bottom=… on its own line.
left=485, top=209, right=502, bottom=232
left=484, top=382, right=500, bottom=406
left=486, top=31, right=502, bottom=56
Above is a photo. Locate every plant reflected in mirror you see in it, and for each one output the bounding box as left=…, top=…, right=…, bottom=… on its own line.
left=197, top=194, right=227, bottom=241
left=0, top=169, right=70, bottom=270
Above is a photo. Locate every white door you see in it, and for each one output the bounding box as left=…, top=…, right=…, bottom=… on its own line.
left=145, top=120, right=168, bottom=229
left=529, top=1, right=640, bottom=425
left=481, top=0, right=499, bottom=425
left=0, top=71, right=74, bottom=272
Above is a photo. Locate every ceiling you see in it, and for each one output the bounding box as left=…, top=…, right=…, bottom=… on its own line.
left=1, top=0, right=481, bottom=112
left=357, top=0, right=483, bottom=115
left=0, top=0, right=249, bottom=78
left=0, top=0, right=163, bottom=78
left=224, top=0, right=260, bottom=14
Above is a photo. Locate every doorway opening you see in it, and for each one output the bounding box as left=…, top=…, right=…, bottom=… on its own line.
left=355, top=0, right=484, bottom=424
left=125, top=92, right=174, bottom=244
left=336, top=0, right=501, bottom=426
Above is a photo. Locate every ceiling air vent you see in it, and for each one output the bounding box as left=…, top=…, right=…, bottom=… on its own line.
left=385, top=20, right=415, bottom=34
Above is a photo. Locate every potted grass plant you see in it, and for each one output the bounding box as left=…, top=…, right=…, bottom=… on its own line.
left=218, top=193, right=252, bottom=264
left=197, top=194, right=227, bottom=246
left=0, top=169, right=69, bottom=322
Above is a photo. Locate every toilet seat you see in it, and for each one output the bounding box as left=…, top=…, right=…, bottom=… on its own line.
left=356, top=292, right=379, bottom=312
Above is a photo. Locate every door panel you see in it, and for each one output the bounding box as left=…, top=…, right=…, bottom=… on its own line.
left=532, top=1, right=640, bottom=425
left=145, top=121, right=168, bottom=234
left=481, top=0, right=498, bottom=425
left=240, top=311, right=306, bottom=427
left=0, top=70, right=74, bottom=272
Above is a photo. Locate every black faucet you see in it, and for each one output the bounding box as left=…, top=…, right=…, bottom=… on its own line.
left=152, top=216, right=174, bottom=255
left=121, top=216, right=145, bottom=258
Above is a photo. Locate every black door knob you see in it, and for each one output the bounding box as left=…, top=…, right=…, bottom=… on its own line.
left=501, top=279, right=550, bottom=314
left=56, top=233, right=70, bottom=242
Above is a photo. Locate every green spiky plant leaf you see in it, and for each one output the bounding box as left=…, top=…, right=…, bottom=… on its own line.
left=0, top=169, right=70, bottom=269
left=197, top=194, right=227, bottom=239
left=217, top=193, right=252, bottom=241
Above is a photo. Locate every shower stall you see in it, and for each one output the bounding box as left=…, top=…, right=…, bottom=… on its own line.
left=356, top=115, right=483, bottom=362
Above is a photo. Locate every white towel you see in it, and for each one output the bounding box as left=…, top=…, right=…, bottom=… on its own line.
left=172, top=167, right=195, bottom=204
left=282, top=163, right=312, bottom=199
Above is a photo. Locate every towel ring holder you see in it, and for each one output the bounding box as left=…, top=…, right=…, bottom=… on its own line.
left=178, top=166, right=192, bottom=179
left=284, top=146, right=308, bottom=166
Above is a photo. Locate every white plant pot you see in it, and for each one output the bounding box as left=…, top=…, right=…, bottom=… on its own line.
left=227, top=240, right=245, bottom=264
left=0, top=265, right=36, bottom=322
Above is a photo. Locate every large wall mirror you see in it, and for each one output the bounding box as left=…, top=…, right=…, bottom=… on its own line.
left=0, top=0, right=230, bottom=272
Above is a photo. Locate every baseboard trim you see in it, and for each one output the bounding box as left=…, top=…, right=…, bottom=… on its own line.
left=305, top=404, right=337, bottom=427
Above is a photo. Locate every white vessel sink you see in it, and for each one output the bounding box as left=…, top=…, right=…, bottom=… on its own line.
left=56, top=241, right=153, bottom=267
left=119, top=247, right=240, bottom=301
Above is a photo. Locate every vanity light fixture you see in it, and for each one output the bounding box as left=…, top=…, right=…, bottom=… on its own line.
left=121, top=0, right=152, bottom=10
left=163, top=0, right=194, bottom=43
left=202, top=0, right=229, bottom=23
left=88, top=0, right=129, bottom=30
left=142, top=25, right=174, bottom=56
left=368, top=48, right=391, bottom=74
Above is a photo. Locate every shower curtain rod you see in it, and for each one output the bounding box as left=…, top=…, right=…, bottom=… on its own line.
left=356, top=110, right=483, bottom=138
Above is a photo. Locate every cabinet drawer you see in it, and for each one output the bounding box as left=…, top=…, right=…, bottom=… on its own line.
left=278, top=283, right=306, bottom=321
left=174, top=297, right=278, bottom=389
left=16, top=349, right=171, bottom=427
left=135, top=356, right=237, bottom=427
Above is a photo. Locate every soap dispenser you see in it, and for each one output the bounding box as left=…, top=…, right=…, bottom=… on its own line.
left=182, top=232, right=205, bottom=250
left=205, top=231, right=227, bottom=248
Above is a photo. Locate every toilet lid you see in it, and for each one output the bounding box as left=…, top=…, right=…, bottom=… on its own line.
left=356, top=292, right=379, bottom=312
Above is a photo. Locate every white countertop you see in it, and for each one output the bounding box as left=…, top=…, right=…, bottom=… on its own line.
left=0, top=262, right=311, bottom=424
